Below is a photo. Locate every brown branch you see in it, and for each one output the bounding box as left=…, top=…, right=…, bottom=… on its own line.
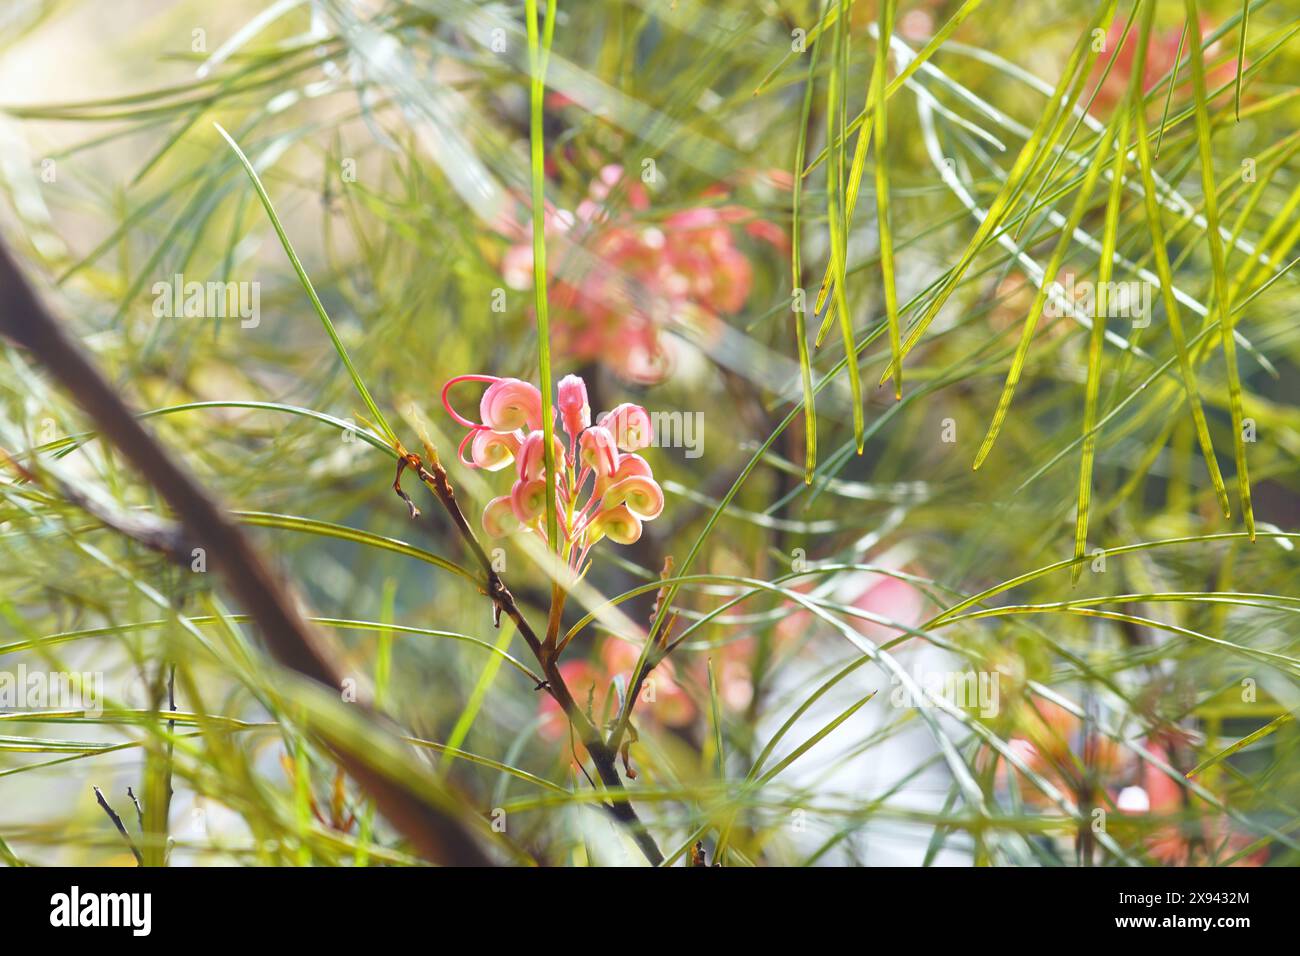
left=0, top=238, right=490, bottom=867
left=399, top=448, right=665, bottom=866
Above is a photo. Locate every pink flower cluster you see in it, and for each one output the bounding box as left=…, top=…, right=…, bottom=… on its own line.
left=441, top=372, right=664, bottom=568
left=500, top=165, right=781, bottom=383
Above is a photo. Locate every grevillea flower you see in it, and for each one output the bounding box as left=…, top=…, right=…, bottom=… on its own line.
left=586, top=504, right=642, bottom=545
left=516, top=430, right=564, bottom=482
left=442, top=372, right=664, bottom=569
left=595, top=452, right=651, bottom=495
left=510, top=477, right=551, bottom=525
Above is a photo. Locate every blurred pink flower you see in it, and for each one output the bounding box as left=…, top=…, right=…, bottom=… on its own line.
left=601, top=638, right=696, bottom=728
left=538, top=641, right=696, bottom=749
left=994, top=702, right=1266, bottom=865
left=1121, top=742, right=1267, bottom=867
left=500, top=165, right=781, bottom=383
left=775, top=568, right=928, bottom=645
left=849, top=572, right=926, bottom=642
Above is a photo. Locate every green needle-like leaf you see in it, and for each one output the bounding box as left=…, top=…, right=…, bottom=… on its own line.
left=1233, top=0, right=1250, bottom=121
left=825, top=0, right=865, bottom=451
left=215, top=122, right=397, bottom=447
left=877, top=1, right=1116, bottom=388
left=973, top=104, right=1122, bottom=469
left=1187, top=713, right=1293, bottom=778
left=1129, top=0, right=1230, bottom=519
left=525, top=0, right=560, bottom=551
left=1185, top=0, right=1253, bottom=537
left=874, top=0, right=902, bottom=399
left=790, top=0, right=827, bottom=483
left=1073, top=80, right=1132, bottom=585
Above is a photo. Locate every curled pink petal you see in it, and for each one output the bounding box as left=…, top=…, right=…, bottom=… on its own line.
left=517, top=430, right=566, bottom=481
left=587, top=505, right=642, bottom=545
left=442, top=374, right=499, bottom=429
left=596, top=451, right=653, bottom=496
left=483, top=496, right=521, bottom=537
left=601, top=475, right=664, bottom=521
left=510, top=478, right=549, bottom=525
left=456, top=427, right=479, bottom=467
left=471, top=429, right=520, bottom=471
left=612, top=453, right=652, bottom=480
left=557, top=373, right=591, bottom=439
left=481, top=377, right=544, bottom=433
left=599, top=403, right=653, bottom=451
left=579, top=425, right=620, bottom=477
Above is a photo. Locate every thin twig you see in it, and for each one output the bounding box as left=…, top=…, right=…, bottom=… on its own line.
left=93, top=787, right=143, bottom=866
left=126, top=786, right=145, bottom=833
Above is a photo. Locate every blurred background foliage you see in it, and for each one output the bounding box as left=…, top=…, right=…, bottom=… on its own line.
left=0, top=0, right=1297, bottom=866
